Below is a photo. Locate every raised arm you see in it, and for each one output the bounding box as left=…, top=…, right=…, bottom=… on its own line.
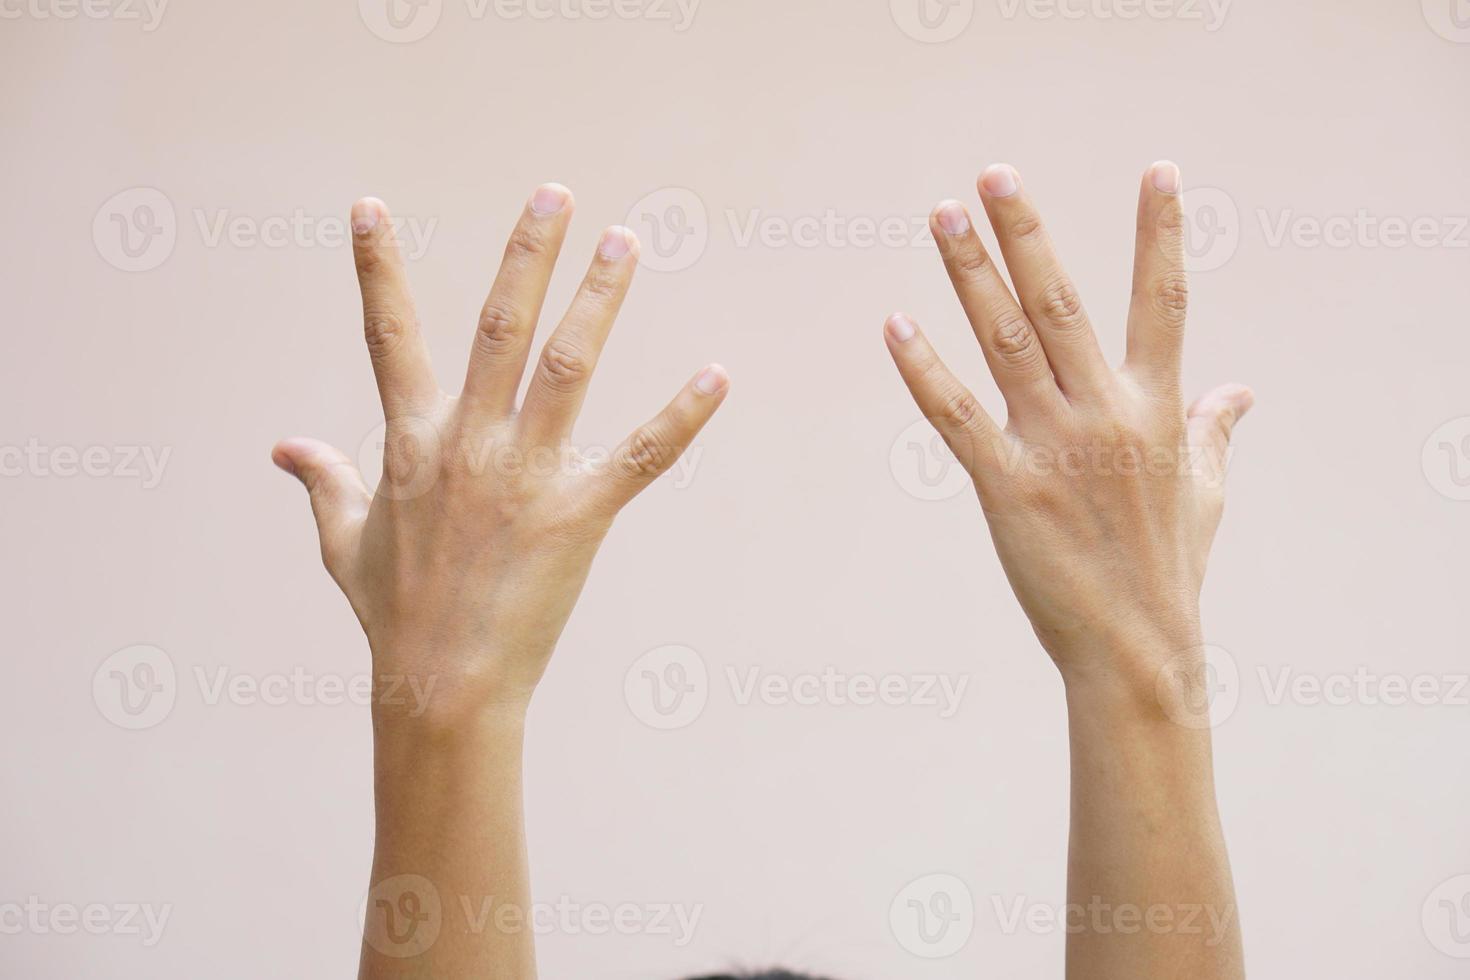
left=885, top=162, right=1248, bottom=978
left=272, top=188, right=728, bottom=978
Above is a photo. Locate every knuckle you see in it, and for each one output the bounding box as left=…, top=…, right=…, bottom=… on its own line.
left=504, top=226, right=548, bottom=262
left=580, top=268, right=622, bottom=301
left=363, top=309, right=409, bottom=361
left=1007, top=214, right=1045, bottom=243
left=1156, top=200, right=1186, bottom=237
left=474, top=303, right=522, bottom=356
left=990, top=310, right=1041, bottom=363
left=938, top=387, right=981, bottom=430
left=536, top=338, right=591, bottom=392
left=950, top=243, right=993, bottom=279
left=1038, top=277, right=1087, bottom=331
left=616, top=428, right=672, bottom=480
left=1150, top=272, right=1190, bottom=325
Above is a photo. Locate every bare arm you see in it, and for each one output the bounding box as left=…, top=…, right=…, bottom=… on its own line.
left=273, top=188, right=729, bottom=978
left=885, top=161, right=1248, bottom=978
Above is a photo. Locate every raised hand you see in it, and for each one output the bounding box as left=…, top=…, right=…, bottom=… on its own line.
left=272, top=187, right=728, bottom=978
left=886, top=162, right=1251, bottom=689
left=273, top=187, right=729, bottom=717
left=885, top=162, right=1248, bottom=979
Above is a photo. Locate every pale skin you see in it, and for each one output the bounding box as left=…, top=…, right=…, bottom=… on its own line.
left=272, top=184, right=728, bottom=978
left=275, top=164, right=1246, bottom=978
left=884, top=161, right=1250, bottom=978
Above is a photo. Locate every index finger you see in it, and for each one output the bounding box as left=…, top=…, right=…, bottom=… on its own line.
left=351, top=197, right=439, bottom=422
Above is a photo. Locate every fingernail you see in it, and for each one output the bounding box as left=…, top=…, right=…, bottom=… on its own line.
left=935, top=201, right=970, bottom=236
left=694, top=364, right=729, bottom=395
left=271, top=447, right=298, bottom=478
left=1150, top=160, right=1181, bottom=194
left=981, top=164, right=1020, bottom=198
left=351, top=198, right=382, bottom=234
left=886, top=313, right=916, bottom=343
left=599, top=226, right=632, bottom=259
left=531, top=183, right=569, bottom=215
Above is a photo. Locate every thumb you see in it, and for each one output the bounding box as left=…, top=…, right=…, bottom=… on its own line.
left=271, top=437, right=370, bottom=569
left=1187, top=384, right=1254, bottom=489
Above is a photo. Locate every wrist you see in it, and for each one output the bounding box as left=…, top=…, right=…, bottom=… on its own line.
left=365, top=634, right=546, bottom=725
left=370, top=700, right=527, bottom=791
left=1052, top=617, right=1210, bottom=728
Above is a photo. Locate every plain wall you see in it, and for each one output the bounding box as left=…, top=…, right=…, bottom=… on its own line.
left=3, top=0, right=1469, bottom=976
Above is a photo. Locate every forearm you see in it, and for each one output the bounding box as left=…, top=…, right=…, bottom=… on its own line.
left=359, top=701, right=535, bottom=979
left=1060, top=645, right=1244, bottom=980
left=273, top=190, right=724, bottom=979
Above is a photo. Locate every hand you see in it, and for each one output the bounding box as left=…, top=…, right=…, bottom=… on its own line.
left=885, top=162, right=1251, bottom=692
left=272, top=187, right=729, bottom=720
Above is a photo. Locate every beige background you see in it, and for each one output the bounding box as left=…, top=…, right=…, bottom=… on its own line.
left=4, top=0, right=1470, bottom=976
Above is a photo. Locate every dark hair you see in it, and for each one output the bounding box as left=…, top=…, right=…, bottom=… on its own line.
left=683, top=973, right=832, bottom=980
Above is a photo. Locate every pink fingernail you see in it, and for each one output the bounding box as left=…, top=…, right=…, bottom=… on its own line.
left=531, top=183, right=569, bottom=215
left=351, top=198, right=382, bottom=234
left=1150, top=160, right=1181, bottom=194
left=599, top=226, right=632, bottom=259
left=935, top=201, right=970, bottom=236
left=981, top=164, right=1020, bottom=198
left=694, top=364, right=728, bottom=395
left=887, top=314, right=916, bottom=343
